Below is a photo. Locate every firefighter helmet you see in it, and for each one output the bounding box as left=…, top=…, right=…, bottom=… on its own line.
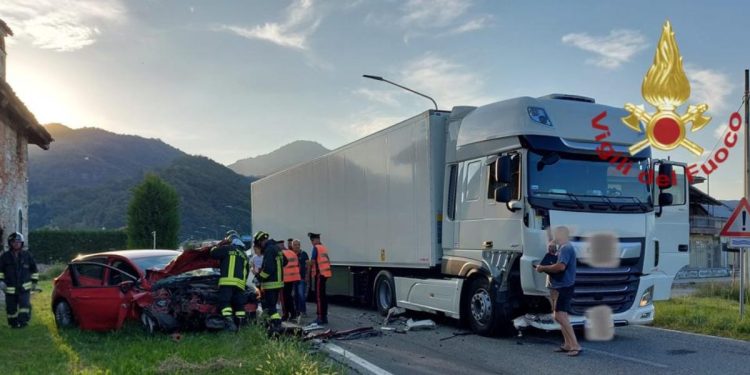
left=7, top=232, right=24, bottom=246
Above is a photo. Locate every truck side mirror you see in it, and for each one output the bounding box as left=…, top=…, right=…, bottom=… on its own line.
left=495, top=186, right=511, bottom=203
left=657, top=164, right=673, bottom=189
left=658, top=192, right=673, bottom=206
left=496, top=155, right=511, bottom=184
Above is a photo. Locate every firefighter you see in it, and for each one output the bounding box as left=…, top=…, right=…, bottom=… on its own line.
left=0, top=232, right=39, bottom=328
left=308, top=232, right=332, bottom=325
left=253, top=230, right=286, bottom=335
left=281, top=244, right=301, bottom=321
left=210, top=231, right=250, bottom=331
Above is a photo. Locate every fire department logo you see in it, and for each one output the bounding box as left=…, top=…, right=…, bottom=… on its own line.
left=622, top=21, right=710, bottom=156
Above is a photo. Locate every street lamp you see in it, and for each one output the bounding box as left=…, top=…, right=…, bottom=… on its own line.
left=362, top=74, right=439, bottom=110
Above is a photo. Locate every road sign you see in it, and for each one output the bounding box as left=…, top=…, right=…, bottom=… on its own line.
left=729, top=238, right=750, bottom=249
left=720, top=197, right=750, bottom=237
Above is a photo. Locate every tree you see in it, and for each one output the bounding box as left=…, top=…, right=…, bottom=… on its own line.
left=127, top=174, right=180, bottom=249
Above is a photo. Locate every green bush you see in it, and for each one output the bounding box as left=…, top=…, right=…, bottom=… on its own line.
left=40, top=263, right=67, bottom=281
left=28, top=229, right=127, bottom=263
left=694, top=282, right=750, bottom=304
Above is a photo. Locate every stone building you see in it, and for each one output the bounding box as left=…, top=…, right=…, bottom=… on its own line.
left=0, top=20, right=53, bottom=250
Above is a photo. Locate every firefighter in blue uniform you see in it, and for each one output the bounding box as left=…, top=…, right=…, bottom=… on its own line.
left=0, top=233, right=39, bottom=328
left=210, top=231, right=250, bottom=331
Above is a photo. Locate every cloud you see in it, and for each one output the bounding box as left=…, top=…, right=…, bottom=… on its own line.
left=353, top=88, right=400, bottom=107
left=713, top=123, right=728, bottom=138
left=400, top=54, right=495, bottom=108
left=562, top=29, right=648, bottom=69
left=0, top=0, right=125, bottom=52
left=686, top=67, right=734, bottom=112
left=218, top=0, right=320, bottom=50
left=401, top=0, right=472, bottom=28
left=345, top=113, right=405, bottom=137
left=447, top=15, right=493, bottom=35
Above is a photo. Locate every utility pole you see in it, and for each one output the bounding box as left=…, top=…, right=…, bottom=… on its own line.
left=152, top=231, right=157, bottom=249
left=743, top=69, right=749, bottom=313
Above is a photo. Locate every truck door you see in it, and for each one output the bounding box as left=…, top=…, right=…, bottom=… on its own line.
left=652, top=161, right=690, bottom=300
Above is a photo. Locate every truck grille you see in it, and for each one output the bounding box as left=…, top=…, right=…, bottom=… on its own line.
left=570, top=264, right=640, bottom=315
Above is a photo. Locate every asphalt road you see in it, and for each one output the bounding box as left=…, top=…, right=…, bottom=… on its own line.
left=309, top=301, right=749, bottom=375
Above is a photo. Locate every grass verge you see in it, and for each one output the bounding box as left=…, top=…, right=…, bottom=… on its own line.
left=654, top=283, right=750, bottom=341
left=0, top=281, right=341, bottom=374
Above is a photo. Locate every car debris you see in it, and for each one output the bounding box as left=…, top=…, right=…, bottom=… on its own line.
left=439, top=331, right=474, bottom=341
left=383, top=306, right=406, bottom=326
left=405, top=318, right=436, bottom=331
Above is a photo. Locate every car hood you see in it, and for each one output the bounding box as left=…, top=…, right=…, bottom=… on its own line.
left=147, top=246, right=218, bottom=282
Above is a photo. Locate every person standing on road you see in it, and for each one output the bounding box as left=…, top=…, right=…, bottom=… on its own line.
left=292, top=239, right=309, bottom=317
left=281, top=244, right=301, bottom=321
left=254, top=231, right=286, bottom=335
left=309, top=232, right=332, bottom=325
left=210, top=231, right=250, bottom=331
left=0, top=233, right=39, bottom=328
left=535, top=226, right=582, bottom=357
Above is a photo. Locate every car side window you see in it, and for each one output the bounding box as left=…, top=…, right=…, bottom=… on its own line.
left=109, top=260, right=138, bottom=286
left=73, top=258, right=107, bottom=287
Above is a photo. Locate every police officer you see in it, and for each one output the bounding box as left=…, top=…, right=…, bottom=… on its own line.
left=308, top=232, right=332, bottom=325
left=210, top=231, right=250, bottom=331
left=253, top=231, right=286, bottom=335
left=0, top=233, right=39, bottom=328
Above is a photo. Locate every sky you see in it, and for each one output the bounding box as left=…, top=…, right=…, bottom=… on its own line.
left=1, top=0, right=747, bottom=199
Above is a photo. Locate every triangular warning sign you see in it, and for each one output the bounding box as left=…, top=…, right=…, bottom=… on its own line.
left=720, top=197, right=750, bottom=237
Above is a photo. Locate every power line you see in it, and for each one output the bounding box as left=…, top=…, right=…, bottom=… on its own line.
left=697, top=95, right=747, bottom=167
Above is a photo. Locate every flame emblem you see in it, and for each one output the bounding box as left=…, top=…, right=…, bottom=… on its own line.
left=622, top=21, right=710, bottom=156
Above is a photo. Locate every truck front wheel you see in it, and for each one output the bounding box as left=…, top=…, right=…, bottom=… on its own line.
left=374, top=271, right=396, bottom=316
left=466, top=277, right=495, bottom=335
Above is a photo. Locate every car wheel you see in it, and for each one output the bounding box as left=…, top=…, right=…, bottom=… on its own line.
left=54, top=300, right=75, bottom=328
left=374, top=271, right=396, bottom=316
left=141, top=311, right=158, bottom=334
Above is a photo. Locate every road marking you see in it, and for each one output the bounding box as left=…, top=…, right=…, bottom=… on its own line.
left=324, top=343, right=394, bottom=375
left=632, top=325, right=750, bottom=344
left=531, top=337, right=668, bottom=369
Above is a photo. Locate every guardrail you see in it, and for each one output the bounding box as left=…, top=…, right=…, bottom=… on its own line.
left=675, top=267, right=731, bottom=279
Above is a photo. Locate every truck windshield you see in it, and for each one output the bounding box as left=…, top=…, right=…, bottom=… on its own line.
left=527, top=150, right=652, bottom=212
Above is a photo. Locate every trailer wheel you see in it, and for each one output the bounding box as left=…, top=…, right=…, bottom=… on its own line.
left=466, top=277, right=496, bottom=336
left=374, top=271, right=396, bottom=316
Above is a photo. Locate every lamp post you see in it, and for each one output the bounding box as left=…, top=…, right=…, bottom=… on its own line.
left=362, top=74, right=439, bottom=110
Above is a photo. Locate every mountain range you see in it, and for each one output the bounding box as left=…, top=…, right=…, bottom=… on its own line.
left=228, top=140, right=329, bottom=177
left=28, top=124, right=324, bottom=239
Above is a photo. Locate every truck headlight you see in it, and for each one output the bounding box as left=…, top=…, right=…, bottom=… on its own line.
left=640, top=286, right=653, bottom=307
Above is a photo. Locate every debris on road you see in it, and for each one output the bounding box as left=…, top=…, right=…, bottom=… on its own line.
left=439, top=331, right=474, bottom=341
left=513, top=313, right=559, bottom=332
left=405, top=318, right=436, bottom=331
left=384, top=306, right=406, bottom=326
left=302, top=322, right=326, bottom=332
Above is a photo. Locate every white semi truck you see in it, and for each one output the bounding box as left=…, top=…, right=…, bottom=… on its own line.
left=251, top=94, right=689, bottom=335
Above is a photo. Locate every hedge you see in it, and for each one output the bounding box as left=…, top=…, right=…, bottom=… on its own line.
left=28, top=229, right=128, bottom=264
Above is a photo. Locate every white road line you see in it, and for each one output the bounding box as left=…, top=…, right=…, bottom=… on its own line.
left=632, top=324, right=750, bottom=344
left=324, top=343, right=394, bottom=375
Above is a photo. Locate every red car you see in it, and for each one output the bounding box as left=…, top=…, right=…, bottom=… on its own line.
left=51, top=247, right=257, bottom=332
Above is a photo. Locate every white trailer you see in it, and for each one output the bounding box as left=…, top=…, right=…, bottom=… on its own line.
left=251, top=94, right=690, bottom=335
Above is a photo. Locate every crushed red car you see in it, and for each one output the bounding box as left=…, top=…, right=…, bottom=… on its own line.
left=51, top=247, right=258, bottom=332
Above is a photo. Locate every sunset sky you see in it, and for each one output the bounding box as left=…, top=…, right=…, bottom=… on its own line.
left=2, top=0, right=747, bottom=199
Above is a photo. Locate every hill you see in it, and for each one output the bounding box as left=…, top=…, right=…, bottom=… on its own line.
left=228, top=140, right=329, bottom=177
left=28, top=124, right=185, bottom=197
left=28, top=125, right=255, bottom=238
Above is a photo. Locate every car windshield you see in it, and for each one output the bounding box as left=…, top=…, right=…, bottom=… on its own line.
left=131, top=254, right=179, bottom=272
left=528, top=150, right=652, bottom=212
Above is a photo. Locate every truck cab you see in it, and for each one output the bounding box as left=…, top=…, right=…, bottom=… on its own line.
left=439, top=94, right=689, bottom=334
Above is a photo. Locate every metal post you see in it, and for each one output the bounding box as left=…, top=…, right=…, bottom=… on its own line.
left=152, top=231, right=156, bottom=250
left=741, top=247, right=745, bottom=318
left=744, top=70, right=750, bottom=294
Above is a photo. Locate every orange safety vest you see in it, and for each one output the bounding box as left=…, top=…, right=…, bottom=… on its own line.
left=311, top=244, right=332, bottom=278
left=282, top=250, right=301, bottom=282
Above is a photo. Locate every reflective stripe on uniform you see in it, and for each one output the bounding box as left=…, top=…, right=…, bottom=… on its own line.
left=31, top=273, right=39, bottom=281
left=218, top=278, right=245, bottom=288
left=22, top=282, right=33, bottom=290
left=18, top=308, right=30, bottom=313
left=283, top=250, right=301, bottom=282
left=8, top=312, right=18, bottom=318
left=235, top=311, right=246, bottom=317
left=228, top=253, right=236, bottom=280
left=0, top=272, right=4, bottom=279
left=270, top=312, right=281, bottom=320
left=5, top=287, right=15, bottom=294
left=221, top=307, right=233, bottom=316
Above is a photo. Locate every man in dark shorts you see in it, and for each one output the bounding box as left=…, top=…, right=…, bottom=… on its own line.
left=536, top=226, right=582, bottom=357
